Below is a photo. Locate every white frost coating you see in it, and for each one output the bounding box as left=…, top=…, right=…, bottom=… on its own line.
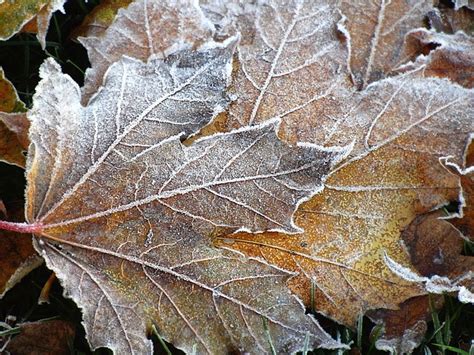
left=335, top=10, right=353, bottom=80
left=375, top=325, right=424, bottom=355
left=458, top=286, right=474, bottom=303
left=36, top=0, right=67, bottom=49
left=384, top=252, right=474, bottom=304
left=40, top=116, right=349, bottom=236
left=30, top=40, right=237, bottom=221
left=454, top=0, right=474, bottom=10
left=35, top=239, right=154, bottom=355
left=383, top=252, right=426, bottom=283
left=80, top=0, right=216, bottom=104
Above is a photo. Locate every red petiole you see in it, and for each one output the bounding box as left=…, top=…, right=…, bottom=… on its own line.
left=0, top=220, right=43, bottom=234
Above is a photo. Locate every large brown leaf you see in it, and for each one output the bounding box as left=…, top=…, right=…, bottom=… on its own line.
left=22, top=35, right=350, bottom=353
left=202, top=0, right=474, bottom=328
left=80, top=0, right=214, bottom=104
left=218, top=71, right=474, bottom=326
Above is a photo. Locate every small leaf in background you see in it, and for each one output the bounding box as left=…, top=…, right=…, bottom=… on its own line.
left=71, top=0, right=133, bottom=39
left=399, top=29, right=474, bottom=88
left=1, top=319, right=75, bottom=355
left=368, top=295, right=444, bottom=354
left=428, top=4, right=474, bottom=35
left=0, top=0, right=67, bottom=49
left=0, top=68, right=29, bottom=168
left=0, top=203, right=42, bottom=298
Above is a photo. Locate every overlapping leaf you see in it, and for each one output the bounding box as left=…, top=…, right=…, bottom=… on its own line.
left=339, top=0, right=433, bottom=89
left=201, top=0, right=352, bottom=132
left=0, top=0, right=66, bottom=48
left=71, top=0, right=133, bottom=39
left=0, top=68, right=29, bottom=167
left=0, top=203, right=41, bottom=298
left=399, top=29, right=474, bottom=88
left=80, top=0, right=214, bottom=103
left=25, top=32, right=350, bottom=353
left=1, top=319, right=75, bottom=354
left=220, top=72, right=474, bottom=326
left=204, top=0, right=474, bottom=330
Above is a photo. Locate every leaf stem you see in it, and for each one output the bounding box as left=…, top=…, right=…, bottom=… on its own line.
left=0, top=220, right=42, bottom=234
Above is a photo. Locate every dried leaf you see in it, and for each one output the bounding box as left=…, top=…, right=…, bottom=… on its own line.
left=0, top=71, right=35, bottom=293
left=219, top=73, right=474, bottom=327
left=0, top=206, right=41, bottom=298
left=202, top=0, right=473, bottom=330
left=1, top=1, right=472, bottom=353
left=367, top=203, right=473, bottom=353
left=453, top=0, right=474, bottom=10
left=339, top=0, right=433, bottom=89
left=399, top=29, right=474, bottom=88
left=368, top=295, right=444, bottom=354
left=0, top=0, right=66, bottom=49
left=71, top=0, right=133, bottom=39
left=428, top=6, right=474, bottom=35
left=0, top=68, right=29, bottom=168
left=399, top=211, right=474, bottom=299
left=80, top=0, right=214, bottom=104
left=202, top=0, right=352, bottom=130
left=3, top=319, right=75, bottom=355
left=24, top=35, right=350, bottom=353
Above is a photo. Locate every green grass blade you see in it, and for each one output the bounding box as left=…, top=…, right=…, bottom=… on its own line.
left=151, top=324, right=172, bottom=355
left=262, top=317, right=277, bottom=355
left=433, top=344, right=469, bottom=355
